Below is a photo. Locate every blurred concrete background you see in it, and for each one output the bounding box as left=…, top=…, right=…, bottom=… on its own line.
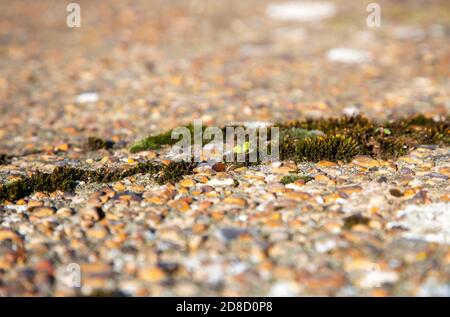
left=0, top=0, right=449, bottom=151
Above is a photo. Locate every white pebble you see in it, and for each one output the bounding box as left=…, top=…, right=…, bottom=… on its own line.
left=207, top=178, right=235, bottom=187
left=314, top=239, right=337, bottom=253
left=266, top=1, right=336, bottom=22
left=76, top=92, right=99, bottom=104
left=391, top=203, right=450, bottom=245
left=326, top=47, right=372, bottom=64
left=268, top=281, right=300, bottom=296
left=342, top=106, right=360, bottom=116
left=359, top=270, right=399, bottom=288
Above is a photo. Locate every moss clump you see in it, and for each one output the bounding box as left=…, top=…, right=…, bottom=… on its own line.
left=278, top=115, right=449, bottom=160
left=280, top=116, right=376, bottom=157
left=157, top=161, right=196, bottom=184
left=280, top=115, right=375, bottom=136
left=85, top=137, right=114, bottom=151
left=280, top=128, right=324, bottom=141
left=0, top=167, right=90, bottom=202
left=0, top=178, right=30, bottom=202
left=3, top=115, right=446, bottom=202
left=31, top=166, right=85, bottom=192
left=280, top=134, right=360, bottom=163
left=0, top=161, right=195, bottom=203
left=386, top=115, right=450, bottom=145
left=129, top=129, right=176, bottom=153
left=129, top=115, right=448, bottom=160
left=280, top=174, right=313, bottom=185
left=129, top=124, right=203, bottom=153
left=377, top=136, right=408, bottom=158
left=128, top=123, right=216, bottom=153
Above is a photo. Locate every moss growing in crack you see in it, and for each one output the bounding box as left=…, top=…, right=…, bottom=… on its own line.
left=4, top=115, right=446, bottom=203
left=0, top=167, right=90, bottom=202
left=0, top=178, right=30, bottom=202
left=278, top=115, right=449, bottom=160
left=157, top=161, right=196, bottom=184
left=129, top=115, right=448, bottom=160
left=386, top=115, right=450, bottom=145
left=85, top=137, right=114, bottom=151
left=377, top=136, right=408, bottom=158
left=280, top=134, right=360, bottom=163
left=129, top=124, right=204, bottom=153
left=280, top=115, right=376, bottom=137
left=114, top=161, right=161, bottom=181
left=31, top=167, right=85, bottom=192
left=0, top=161, right=196, bottom=203
left=280, top=128, right=324, bottom=142
left=129, top=124, right=217, bottom=153
left=129, top=129, right=176, bottom=153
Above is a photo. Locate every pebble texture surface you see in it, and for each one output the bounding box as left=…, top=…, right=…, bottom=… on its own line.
left=0, top=0, right=449, bottom=296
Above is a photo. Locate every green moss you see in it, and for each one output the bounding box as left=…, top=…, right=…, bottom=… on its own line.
left=396, top=115, right=434, bottom=127
left=85, top=137, right=114, bottom=151
left=31, top=167, right=85, bottom=192
left=0, top=178, right=31, bottom=202
left=129, top=129, right=176, bottom=153
left=279, top=115, right=449, bottom=160
left=280, top=174, right=313, bottom=185
left=280, top=115, right=375, bottom=135
left=128, top=115, right=448, bottom=160
left=2, top=115, right=447, bottom=203
left=129, top=124, right=203, bottom=153
left=386, top=115, right=450, bottom=145
left=377, top=136, right=407, bottom=158
left=157, top=161, right=196, bottom=185
left=280, top=127, right=324, bottom=141
left=0, top=167, right=90, bottom=202
left=129, top=124, right=227, bottom=153
left=280, top=134, right=360, bottom=163
left=0, top=161, right=196, bottom=203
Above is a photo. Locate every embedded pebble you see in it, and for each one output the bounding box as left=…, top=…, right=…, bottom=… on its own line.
left=390, top=203, right=450, bottom=244
left=326, top=48, right=372, bottom=64
left=76, top=92, right=99, bottom=104
left=206, top=178, right=235, bottom=187
left=80, top=206, right=104, bottom=222
left=266, top=1, right=336, bottom=22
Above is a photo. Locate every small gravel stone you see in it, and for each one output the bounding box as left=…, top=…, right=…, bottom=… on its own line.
left=80, top=206, right=104, bottom=222
left=215, top=227, right=249, bottom=243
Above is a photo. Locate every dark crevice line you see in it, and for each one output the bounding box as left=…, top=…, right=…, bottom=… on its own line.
left=1, top=115, right=449, bottom=203
left=0, top=161, right=195, bottom=203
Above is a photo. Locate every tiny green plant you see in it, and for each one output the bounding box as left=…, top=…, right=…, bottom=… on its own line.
left=375, top=127, right=392, bottom=135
